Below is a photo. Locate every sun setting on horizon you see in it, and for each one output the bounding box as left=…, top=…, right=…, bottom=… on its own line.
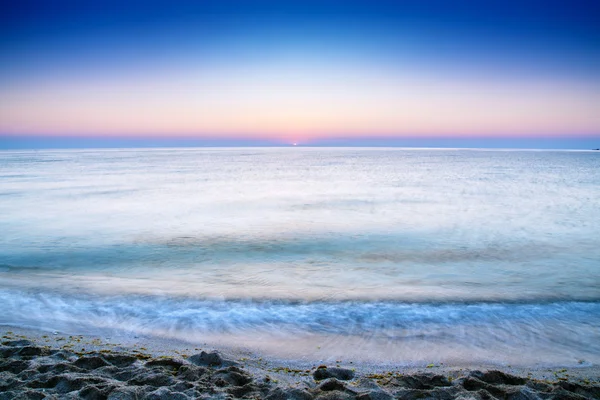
left=1, top=0, right=599, bottom=148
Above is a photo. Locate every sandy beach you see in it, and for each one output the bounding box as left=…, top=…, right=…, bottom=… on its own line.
left=2, top=325, right=599, bottom=399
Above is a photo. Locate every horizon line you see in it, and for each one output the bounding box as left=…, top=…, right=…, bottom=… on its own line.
left=1, top=134, right=599, bottom=151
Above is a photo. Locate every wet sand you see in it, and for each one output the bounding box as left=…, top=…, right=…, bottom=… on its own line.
left=1, top=325, right=599, bottom=399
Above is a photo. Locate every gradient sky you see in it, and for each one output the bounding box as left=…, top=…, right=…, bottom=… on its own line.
left=1, top=0, right=599, bottom=147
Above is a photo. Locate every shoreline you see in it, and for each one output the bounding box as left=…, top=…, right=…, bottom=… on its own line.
left=2, top=325, right=599, bottom=399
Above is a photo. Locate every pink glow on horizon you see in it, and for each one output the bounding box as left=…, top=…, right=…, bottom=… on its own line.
left=1, top=60, right=599, bottom=139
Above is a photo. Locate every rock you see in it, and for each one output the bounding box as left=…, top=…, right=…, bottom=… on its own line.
left=15, top=368, right=40, bottom=381
left=0, top=371, right=20, bottom=391
left=74, top=356, right=111, bottom=370
left=314, top=367, right=355, bottom=381
left=17, top=346, right=46, bottom=357
left=548, top=387, right=589, bottom=400
left=26, top=375, right=61, bottom=389
left=228, top=383, right=258, bottom=398
left=103, top=354, right=138, bottom=368
left=557, top=381, right=600, bottom=399
left=0, top=360, right=30, bottom=374
left=0, top=390, right=45, bottom=400
left=391, top=373, right=452, bottom=390
left=79, top=384, right=108, bottom=400
left=395, top=388, right=457, bottom=400
left=145, top=358, right=184, bottom=370
left=525, top=380, right=552, bottom=393
left=214, top=366, right=253, bottom=386
left=0, top=347, right=18, bottom=358
left=128, top=371, right=176, bottom=387
left=50, top=350, right=76, bottom=361
left=503, top=386, right=543, bottom=400
left=54, top=375, right=107, bottom=394
left=171, top=381, right=193, bottom=392
left=354, top=378, right=381, bottom=390
left=188, top=351, right=223, bottom=367
left=144, top=387, right=189, bottom=400
left=35, top=362, right=83, bottom=374
left=315, top=392, right=355, bottom=400
left=108, top=386, right=147, bottom=400
left=317, top=378, right=347, bottom=392
left=460, top=377, right=515, bottom=399
left=176, top=365, right=207, bottom=381
left=462, top=377, right=505, bottom=397
left=111, top=367, right=140, bottom=382
left=266, top=387, right=314, bottom=400
left=469, top=370, right=526, bottom=386
left=94, top=364, right=121, bottom=376
left=355, top=390, right=393, bottom=400
left=2, top=340, right=34, bottom=347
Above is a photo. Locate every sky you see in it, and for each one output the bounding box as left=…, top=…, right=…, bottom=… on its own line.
left=1, top=0, right=599, bottom=148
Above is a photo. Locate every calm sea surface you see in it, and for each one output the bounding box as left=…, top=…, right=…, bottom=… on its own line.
left=1, top=148, right=599, bottom=365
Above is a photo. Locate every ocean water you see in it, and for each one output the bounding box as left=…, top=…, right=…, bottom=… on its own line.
left=1, top=148, right=599, bottom=366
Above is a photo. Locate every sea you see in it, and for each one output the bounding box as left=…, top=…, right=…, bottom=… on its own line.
left=1, top=147, right=599, bottom=366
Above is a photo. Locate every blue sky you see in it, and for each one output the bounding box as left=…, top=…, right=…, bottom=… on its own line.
left=1, top=0, right=599, bottom=148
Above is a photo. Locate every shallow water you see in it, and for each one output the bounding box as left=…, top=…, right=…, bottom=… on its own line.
left=1, top=148, right=599, bottom=365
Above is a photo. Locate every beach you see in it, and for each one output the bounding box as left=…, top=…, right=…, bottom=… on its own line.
left=2, top=326, right=599, bottom=399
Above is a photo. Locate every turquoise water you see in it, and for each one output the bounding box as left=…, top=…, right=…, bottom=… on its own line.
left=1, top=148, right=599, bottom=365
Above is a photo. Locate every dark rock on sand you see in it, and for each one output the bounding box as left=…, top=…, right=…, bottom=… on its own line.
left=0, top=389, right=45, bottom=400
left=228, top=382, right=259, bottom=397
left=389, top=373, right=451, bottom=389
left=128, top=370, right=176, bottom=387
left=53, top=374, right=108, bottom=393
left=74, top=355, right=112, bottom=370
left=503, top=386, right=543, bottom=400
left=26, top=374, right=62, bottom=389
left=355, top=390, right=393, bottom=400
left=171, top=381, right=194, bottom=392
left=557, top=380, right=600, bottom=399
left=176, top=364, right=208, bottom=381
left=394, top=387, right=459, bottom=400
left=189, top=350, right=224, bottom=367
left=314, top=366, right=355, bottom=381
left=317, top=378, right=348, bottom=392
left=0, top=359, right=30, bottom=373
left=103, top=354, right=138, bottom=368
left=213, top=366, right=253, bottom=386
left=17, top=346, right=48, bottom=357
left=36, top=362, right=83, bottom=374
left=107, top=386, right=148, bottom=400
left=266, top=387, right=315, bottom=400
left=111, top=367, right=140, bottom=382
left=145, top=386, right=190, bottom=400
left=2, top=340, right=34, bottom=347
left=548, top=387, right=589, bottom=400
left=461, top=376, right=508, bottom=397
left=79, top=383, right=119, bottom=400
left=315, top=392, right=355, bottom=400
left=15, top=368, right=41, bottom=380
left=0, top=371, right=21, bottom=391
left=469, top=369, right=527, bottom=386
left=50, top=349, right=76, bottom=360
left=145, top=358, right=184, bottom=370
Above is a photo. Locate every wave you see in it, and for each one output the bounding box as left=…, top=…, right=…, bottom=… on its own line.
left=0, top=289, right=597, bottom=336
left=2, top=289, right=600, bottom=364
